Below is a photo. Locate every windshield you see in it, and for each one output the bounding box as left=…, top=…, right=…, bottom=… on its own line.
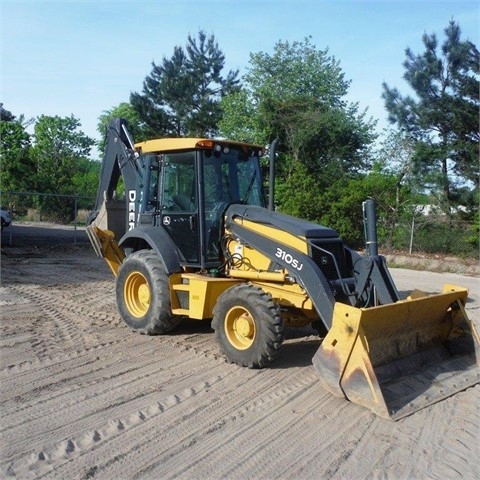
left=202, top=148, right=264, bottom=208
left=202, top=147, right=264, bottom=262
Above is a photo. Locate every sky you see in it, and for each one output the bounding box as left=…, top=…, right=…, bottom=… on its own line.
left=1, top=0, right=479, bottom=158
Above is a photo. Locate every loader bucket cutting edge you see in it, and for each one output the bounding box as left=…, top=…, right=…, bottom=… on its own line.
left=312, top=284, right=480, bottom=420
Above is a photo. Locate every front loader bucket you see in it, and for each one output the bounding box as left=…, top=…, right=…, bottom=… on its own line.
left=313, top=284, right=480, bottom=420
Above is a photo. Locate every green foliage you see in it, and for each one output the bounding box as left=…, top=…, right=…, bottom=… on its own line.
left=220, top=36, right=376, bottom=215
left=0, top=103, right=15, bottom=121
left=0, top=120, right=34, bottom=193
left=245, top=37, right=350, bottom=107
left=321, top=172, right=407, bottom=248
left=273, top=159, right=407, bottom=249
left=97, top=102, right=146, bottom=151
left=466, top=213, right=479, bottom=250
left=218, top=90, right=264, bottom=144
left=31, top=115, right=95, bottom=222
left=71, top=158, right=101, bottom=205
left=464, top=188, right=479, bottom=249
left=131, top=30, right=240, bottom=137
left=398, top=219, right=477, bottom=257
left=274, top=160, right=324, bottom=220
left=382, top=21, right=479, bottom=210
left=32, top=115, right=94, bottom=192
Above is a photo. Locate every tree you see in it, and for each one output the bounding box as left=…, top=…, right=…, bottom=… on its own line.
left=0, top=103, right=15, bottom=122
left=374, top=129, right=419, bottom=237
left=318, top=171, right=406, bottom=248
left=131, top=30, right=240, bottom=137
left=31, top=115, right=95, bottom=221
left=32, top=115, right=94, bottom=192
left=72, top=157, right=101, bottom=208
left=0, top=119, right=34, bottom=195
left=219, top=37, right=376, bottom=220
left=215, top=90, right=261, bottom=144
left=382, top=20, right=479, bottom=213
left=97, top=102, right=146, bottom=151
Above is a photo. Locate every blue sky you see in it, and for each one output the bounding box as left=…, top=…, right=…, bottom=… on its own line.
left=1, top=0, right=479, bottom=158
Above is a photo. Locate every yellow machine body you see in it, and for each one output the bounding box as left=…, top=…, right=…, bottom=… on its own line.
left=164, top=213, right=480, bottom=420
left=88, top=119, right=480, bottom=420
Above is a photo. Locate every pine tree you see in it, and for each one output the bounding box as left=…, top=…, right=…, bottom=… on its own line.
left=382, top=21, right=479, bottom=212
left=131, top=31, right=240, bottom=137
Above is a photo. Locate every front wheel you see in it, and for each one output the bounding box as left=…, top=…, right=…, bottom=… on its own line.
left=116, top=250, right=180, bottom=334
left=212, top=284, right=284, bottom=368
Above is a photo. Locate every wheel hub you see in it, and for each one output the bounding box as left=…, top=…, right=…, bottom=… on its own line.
left=124, top=271, right=150, bottom=318
left=236, top=314, right=254, bottom=337
left=138, top=284, right=150, bottom=304
left=225, top=307, right=255, bottom=350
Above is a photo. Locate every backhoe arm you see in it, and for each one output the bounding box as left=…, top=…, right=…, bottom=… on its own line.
left=90, top=118, right=139, bottom=223
left=87, top=118, right=143, bottom=275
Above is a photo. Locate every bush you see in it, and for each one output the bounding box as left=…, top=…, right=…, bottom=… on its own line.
left=390, top=218, right=477, bottom=257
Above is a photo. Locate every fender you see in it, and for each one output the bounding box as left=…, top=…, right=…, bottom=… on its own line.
left=119, top=225, right=182, bottom=274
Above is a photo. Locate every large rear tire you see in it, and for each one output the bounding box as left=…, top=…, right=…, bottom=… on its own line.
left=212, top=284, right=284, bottom=368
left=116, top=249, right=180, bottom=334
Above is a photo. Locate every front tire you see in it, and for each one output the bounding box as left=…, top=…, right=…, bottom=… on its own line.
left=116, top=249, right=180, bottom=334
left=212, top=284, right=284, bottom=368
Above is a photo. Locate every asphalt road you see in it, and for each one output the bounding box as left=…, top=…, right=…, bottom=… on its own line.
left=1, top=222, right=90, bottom=247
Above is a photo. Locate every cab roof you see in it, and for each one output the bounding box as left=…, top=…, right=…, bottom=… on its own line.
left=135, top=137, right=263, bottom=154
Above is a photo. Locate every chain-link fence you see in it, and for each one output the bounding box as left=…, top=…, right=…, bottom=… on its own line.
left=0, top=191, right=95, bottom=247
left=381, top=216, right=477, bottom=258
left=1, top=190, right=95, bottom=225
left=1, top=190, right=477, bottom=257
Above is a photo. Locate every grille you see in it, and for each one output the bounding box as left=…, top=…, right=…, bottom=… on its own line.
left=309, top=239, right=348, bottom=281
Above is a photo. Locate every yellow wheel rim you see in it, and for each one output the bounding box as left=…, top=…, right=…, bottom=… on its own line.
left=124, top=271, right=151, bottom=318
left=224, top=306, right=256, bottom=350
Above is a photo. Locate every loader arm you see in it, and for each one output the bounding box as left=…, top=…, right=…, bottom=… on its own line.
left=224, top=204, right=337, bottom=328
left=224, top=204, right=400, bottom=328
left=224, top=204, right=480, bottom=420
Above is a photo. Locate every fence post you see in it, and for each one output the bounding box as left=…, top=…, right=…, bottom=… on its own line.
left=73, top=192, right=78, bottom=245
left=409, top=216, right=415, bottom=254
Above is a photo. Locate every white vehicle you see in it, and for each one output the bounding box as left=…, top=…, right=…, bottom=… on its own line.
left=1, top=209, right=12, bottom=231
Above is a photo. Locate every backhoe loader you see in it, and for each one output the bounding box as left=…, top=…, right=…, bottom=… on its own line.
left=87, top=118, right=480, bottom=420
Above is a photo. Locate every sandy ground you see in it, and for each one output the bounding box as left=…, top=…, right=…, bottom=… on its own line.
left=0, top=244, right=479, bottom=480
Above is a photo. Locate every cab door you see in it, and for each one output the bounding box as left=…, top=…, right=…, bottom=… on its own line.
left=158, top=152, right=200, bottom=264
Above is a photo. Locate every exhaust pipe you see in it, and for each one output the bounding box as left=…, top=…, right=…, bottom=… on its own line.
left=268, top=138, right=279, bottom=211
left=363, top=199, right=378, bottom=256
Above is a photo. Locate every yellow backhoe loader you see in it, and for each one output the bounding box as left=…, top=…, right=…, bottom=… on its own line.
left=87, top=118, right=480, bottom=420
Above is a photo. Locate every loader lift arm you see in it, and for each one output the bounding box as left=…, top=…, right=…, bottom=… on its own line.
left=222, top=203, right=480, bottom=420
left=223, top=203, right=401, bottom=329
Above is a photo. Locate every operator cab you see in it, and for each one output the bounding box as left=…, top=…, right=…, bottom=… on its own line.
left=135, top=139, right=265, bottom=270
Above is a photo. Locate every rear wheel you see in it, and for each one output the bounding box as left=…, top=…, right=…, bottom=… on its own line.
left=212, top=284, right=284, bottom=368
left=116, top=250, right=180, bottom=334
